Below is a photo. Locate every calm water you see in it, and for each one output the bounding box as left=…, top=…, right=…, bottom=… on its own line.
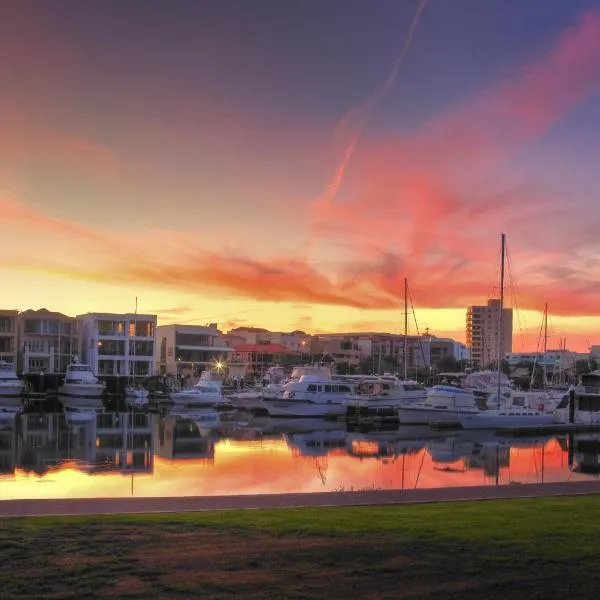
left=0, top=406, right=598, bottom=500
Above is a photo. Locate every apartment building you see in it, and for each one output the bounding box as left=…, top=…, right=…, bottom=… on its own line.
left=228, top=327, right=311, bottom=353
left=156, top=323, right=234, bottom=377
left=429, top=337, right=470, bottom=365
left=0, top=310, right=18, bottom=366
left=77, top=313, right=157, bottom=377
left=18, top=309, right=78, bottom=374
left=466, top=299, right=513, bottom=369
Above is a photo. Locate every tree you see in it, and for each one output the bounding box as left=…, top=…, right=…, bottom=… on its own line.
left=435, top=355, right=460, bottom=373
left=575, top=359, right=593, bottom=375
left=381, top=355, right=397, bottom=374
left=358, top=357, right=373, bottom=375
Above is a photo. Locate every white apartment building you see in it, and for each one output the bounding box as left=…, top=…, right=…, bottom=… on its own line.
left=77, top=313, right=157, bottom=377
left=0, top=310, right=18, bottom=366
left=18, top=309, right=78, bottom=374
left=466, top=299, right=513, bottom=369
left=156, top=324, right=234, bottom=377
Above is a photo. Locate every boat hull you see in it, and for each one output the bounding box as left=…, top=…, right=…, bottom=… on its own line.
left=264, top=399, right=346, bottom=418
left=58, top=383, right=104, bottom=398
left=0, top=382, right=24, bottom=397
left=229, top=392, right=265, bottom=410
left=457, top=411, right=558, bottom=429
left=170, top=392, right=226, bottom=407
left=396, top=406, right=468, bottom=425
left=125, top=388, right=150, bottom=399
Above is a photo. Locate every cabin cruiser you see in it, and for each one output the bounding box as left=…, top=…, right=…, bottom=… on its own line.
left=170, top=372, right=226, bottom=407
left=554, top=371, right=600, bottom=425
left=59, top=396, right=105, bottom=424
left=229, top=365, right=334, bottom=410
left=397, top=381, right=558, bottom=428
left=263, top=374, right=355, bottom=418
left=125, top=384, right=150, bottom=405
left=345, top=376, right=426, bottom=408
left=58, top=359, right=105, bottom=397
left=169, top=406, right=221, bottom=431
left=0, top=360, right=23, bottom=398
left=396, top=383, right=481, bottom=424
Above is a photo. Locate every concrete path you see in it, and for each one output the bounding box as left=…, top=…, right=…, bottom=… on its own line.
left=2, top=481, right=600, bottom=517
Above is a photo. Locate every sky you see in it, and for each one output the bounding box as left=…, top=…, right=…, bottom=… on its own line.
left=1, top=0, right=600, bottom=351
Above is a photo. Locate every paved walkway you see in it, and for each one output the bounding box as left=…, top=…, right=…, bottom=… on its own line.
left=2, top=481, right=600, bottom=517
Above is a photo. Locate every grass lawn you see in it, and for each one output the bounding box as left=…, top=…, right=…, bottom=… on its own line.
left=2, top=496, right=600, bottom=599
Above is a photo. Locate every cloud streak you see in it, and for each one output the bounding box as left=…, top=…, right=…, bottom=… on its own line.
left=313, top=0, right=428, bottom=209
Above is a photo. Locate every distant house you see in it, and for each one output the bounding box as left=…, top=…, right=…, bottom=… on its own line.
left=232, top=343, right=290, bottom=376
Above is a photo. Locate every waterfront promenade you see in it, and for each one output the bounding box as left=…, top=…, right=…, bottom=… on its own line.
left=3, top=480, right=600, bottom=517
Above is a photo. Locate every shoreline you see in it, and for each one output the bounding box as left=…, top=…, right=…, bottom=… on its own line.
left=2, top=480, right=600, bottom=517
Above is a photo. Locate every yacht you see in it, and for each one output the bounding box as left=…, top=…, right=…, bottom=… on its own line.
left=170, top=377, right=226, bottom=407
left=229, top=365, right=334, bottom=410
left=263, top=374, right=355, bottom=418
left=396, top=383, right=481, bottom=424
left=125, top=384, right=150, bottom=405
left=58, top=359, right=105, bottom=397
left=0, top=361, right=23, bottom=398
left=59, top=396, right=105, bottom=424
left=554, top=371, right=600, bottom=425
left=345, top=376, right=427, bottom=408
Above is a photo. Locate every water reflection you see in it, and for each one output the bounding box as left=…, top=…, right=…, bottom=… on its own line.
left=0, top=399, right=596, bottom=499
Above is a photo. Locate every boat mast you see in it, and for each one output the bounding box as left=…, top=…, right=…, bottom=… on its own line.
left=404, top=277, right=408, bottom=381
left=543, top=302, right=548, bottom=389
left=496, top=233, right=506, bottom=406
left=131, top=296, right=138, bottom=384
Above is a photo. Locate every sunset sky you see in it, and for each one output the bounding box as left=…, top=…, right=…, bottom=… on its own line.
left=2, top=0, right=599, bottom=351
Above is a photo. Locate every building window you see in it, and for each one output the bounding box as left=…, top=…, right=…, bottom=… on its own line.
left=130, top=321, right=154, bottom=337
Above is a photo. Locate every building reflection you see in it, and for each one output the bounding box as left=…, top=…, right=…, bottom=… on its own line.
left=155, top=409, right=220, bottom=461
left=572, top=434, right=600, bottom=476
left=0, top=411, right=18, bottom=476
left=8, top=410, right=154, bottom=475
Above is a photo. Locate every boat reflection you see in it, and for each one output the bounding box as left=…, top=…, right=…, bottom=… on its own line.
left=0, top=407, right=598, bottom=499
left=155, top=408, right=220, bottom=461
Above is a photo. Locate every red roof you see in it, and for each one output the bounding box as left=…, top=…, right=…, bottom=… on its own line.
left=234, top=343, right=289, bottom=354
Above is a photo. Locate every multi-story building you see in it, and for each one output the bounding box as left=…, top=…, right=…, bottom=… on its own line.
left=369, top=333, right=431, bottom=374
left=466, top=299, right=513, bottom=369
left=0, top=310, right=18, bottom=366
left=18, top=309, right=78, bottom=374
left=228, top=327, right=311, bottom=353
left=429, top=337, right=470, bottom=366
left=232, top=343, right=290, bottom=376
left=313, top=332, right=430, bottom=373
left=77, top=313, right=157, bottom=377
left=156, top=323, right=234, bottom=377
left=311, top=336, right=362, bottom=368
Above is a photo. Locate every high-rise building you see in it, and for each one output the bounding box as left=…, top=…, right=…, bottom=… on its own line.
left=466, top=299, right=513, bottom=369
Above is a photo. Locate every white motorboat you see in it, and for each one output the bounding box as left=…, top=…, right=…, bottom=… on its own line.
left=263, top=375, right=355, bottom=418
left=170, top=379, right=226, bottom=407
left=59, top=396, right=105, bottom=424
left=345, top=376, right=427, bottom=408
left=125, top=384, right=150, bottom=405
left=555, top=372, right=600, bottom=425
left=397, top=384, right=481, bottom=424
left=169, top=406, right=221, bottom=431
left=58, top=359, right=105, bottom=397
left=0, top=360, right=24, bottom=398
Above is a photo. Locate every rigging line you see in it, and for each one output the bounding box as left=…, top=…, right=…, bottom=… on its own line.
left=407, top=285, right=428, bottom=368
left=505, top=241, right=527, bottom=351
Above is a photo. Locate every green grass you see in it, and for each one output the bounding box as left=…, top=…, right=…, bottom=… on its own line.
left=2, top=497, right=600, bottom=599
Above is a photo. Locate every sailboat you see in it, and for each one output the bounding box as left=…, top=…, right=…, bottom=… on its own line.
left=125, top=297, right=150, bottom=405
left=455, top=234, right=558, bottom=429
left=345, top=278, right=427, bottom=411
